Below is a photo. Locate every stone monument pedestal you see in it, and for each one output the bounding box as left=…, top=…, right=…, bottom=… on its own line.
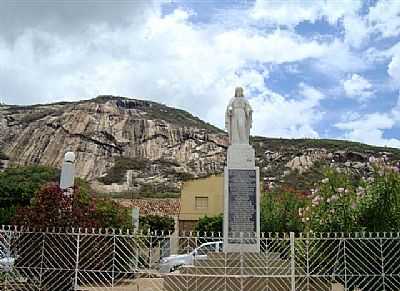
left=163, top=252, right=308, bottom=291
left=223, top=144, right=260, bottom=253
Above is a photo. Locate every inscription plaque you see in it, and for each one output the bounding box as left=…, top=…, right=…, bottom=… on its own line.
left=228, top=169, right=257, bottom=243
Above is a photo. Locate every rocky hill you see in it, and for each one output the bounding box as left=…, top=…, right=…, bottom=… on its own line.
left=1, top=95, right=399, bottom=195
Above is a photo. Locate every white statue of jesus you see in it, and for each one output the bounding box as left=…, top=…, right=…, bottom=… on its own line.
left=225, top=87, right=253, bottom=145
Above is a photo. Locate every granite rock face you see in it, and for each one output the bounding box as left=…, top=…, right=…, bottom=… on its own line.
left=0, top=96, right=227, bottom=192
left=1, top=96, right=400, bottom=193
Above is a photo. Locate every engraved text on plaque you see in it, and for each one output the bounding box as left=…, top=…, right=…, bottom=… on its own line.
left=228, top=169, right=257, bottom=243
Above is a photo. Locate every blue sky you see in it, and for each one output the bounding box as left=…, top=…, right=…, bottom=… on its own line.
left=1, top=0, right=400, bottom=147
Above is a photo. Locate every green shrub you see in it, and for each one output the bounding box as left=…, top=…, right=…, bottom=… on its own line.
left=302, top=169, right=361, bottom=233
left=140, top=214, right=175, bottom=233
left=0, top=166, right=59, bottom=224
left=303, top=167, right=400, bottom=233
left=357, top=169, right=400, bottom=232
left=95, top=198, right=131, bottom=229
left=195, top=214, right=223, bottom=234
left=0, top=205, right=16, bottom=225
left=261, top=190, right=305, bottom=233
left=301, top=168, right=400, bottom=291
left=98, top=157, right=148, bottom=185
left=175, top=172, right=195, bottom=181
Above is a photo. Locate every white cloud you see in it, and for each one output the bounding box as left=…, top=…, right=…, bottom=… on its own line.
left=213, top=29, right=328, bottom=64
left=388, top=55, right=400, bottom=84
left=250, top=0, right=361, bottom=27
left=343, top=15, right=369, bottom=48
left=342, top=74, right=374, bottom=101
left=1, top=0, right=399, bottom=146
left=335, top=112, right=400, bottom=147
left=251, top=83, right=324, bottom=138
left=390, top=92, right=400, bottom=120
left=0, top=6, right=333, bottom=133
left=335, top=93, right=400, bottom=147
left=313, top=40, right=368, bottom=75
left=368, top=0, right=400, bottom=38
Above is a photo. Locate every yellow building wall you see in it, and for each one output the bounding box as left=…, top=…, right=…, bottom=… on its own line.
left=179, top=175, right=224, bottom=222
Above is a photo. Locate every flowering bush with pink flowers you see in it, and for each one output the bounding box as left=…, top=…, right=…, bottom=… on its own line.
left=300, top=169, right=362, bottom=233
left=302, top=166, right=400, bottom=233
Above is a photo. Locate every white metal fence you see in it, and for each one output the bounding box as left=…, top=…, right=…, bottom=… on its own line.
left=1, top=226, right=400, bottom=290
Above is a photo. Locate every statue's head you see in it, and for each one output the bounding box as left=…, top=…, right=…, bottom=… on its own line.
left=234, top=87, right=244, bottom=98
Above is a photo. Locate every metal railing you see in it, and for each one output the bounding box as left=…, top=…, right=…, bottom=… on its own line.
left=1, top=226, right=400, bottom=290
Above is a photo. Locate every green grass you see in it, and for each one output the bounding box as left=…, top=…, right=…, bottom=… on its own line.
left=98, top=157, right=149, bottom=185
left=252, top=137, right=400, bottom=158
left=281, top=160, right=328, bottom=192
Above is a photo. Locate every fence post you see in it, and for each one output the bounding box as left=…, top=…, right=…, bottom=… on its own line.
left=290, top=232, right=295, bottom=291
left=306, top=233, right=310, bottom=290
left=380, top=237, right=386, bottom=290
left=38, top=232, right=46, bottom=291
left=343, top=236, right=347, bottom=290
left=74, top=229, right=80, bottom=290
left=112, top=230, right=116, bottom=288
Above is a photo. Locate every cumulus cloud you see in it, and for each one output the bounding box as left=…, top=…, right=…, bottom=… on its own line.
left=388, top=55, right=400, bottom=84
left=336, top=112, right=400, bottom=148
left=0, top=4, right=334, bottom=137
left=250, top=0, right=361, bottom=27
left=251, top=83, right=325, bottom=138
left=342, top=74, right=374, bottom=101
left=1, top=0, right=400, bottom=146
left=335, top=93, right=400, bottom=147
left=343, top=15, right=369, bottom=48
left=368, top=0, right=400, bottom=38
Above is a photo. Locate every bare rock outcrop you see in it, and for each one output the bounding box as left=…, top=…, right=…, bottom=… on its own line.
left=2, top=96, right=400, bottom=193
left=0, top=97, right=227, bottom=192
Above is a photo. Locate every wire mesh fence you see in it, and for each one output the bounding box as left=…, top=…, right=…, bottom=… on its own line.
left=1, top=226, right=400, bottom=290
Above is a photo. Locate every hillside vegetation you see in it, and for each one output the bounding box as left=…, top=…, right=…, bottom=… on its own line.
left=1, top=95, right=399, bottom=195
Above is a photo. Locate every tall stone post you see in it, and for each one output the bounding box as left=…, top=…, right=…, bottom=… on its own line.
left=60, top=152, right=76, bottom=192
left=223, top=87, right=260, bottom=253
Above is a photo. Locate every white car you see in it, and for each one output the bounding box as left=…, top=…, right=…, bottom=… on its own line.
left=159, top=241, right=223, bottom=273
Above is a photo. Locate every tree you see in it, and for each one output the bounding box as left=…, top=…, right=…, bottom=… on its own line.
left=12, top=184, right=98, bottom=228
left=0, top=166, right=59, bottom=224
left=195, top=214, right=223, bottom=235
left=12, top=183, right=130, bottom=229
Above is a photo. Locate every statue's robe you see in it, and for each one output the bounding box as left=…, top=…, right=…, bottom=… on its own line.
left=225, top=97, right=252, bottom=145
